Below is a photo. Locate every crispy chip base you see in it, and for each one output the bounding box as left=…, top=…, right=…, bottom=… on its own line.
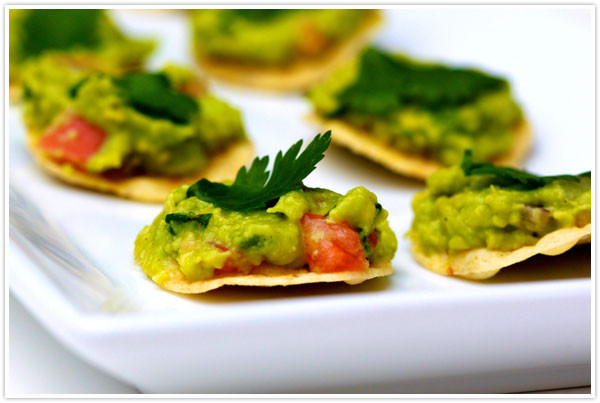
left=410, top=224, right=591, bottom=280
left=161, top=261, right=393, bottom=294
left=194, top=12, right=382, bottom=92
left=308, top=114, right=532, bottom=180
left=27, top=134, right=254, bottom=202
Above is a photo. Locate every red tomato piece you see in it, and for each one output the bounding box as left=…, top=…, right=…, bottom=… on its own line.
left=38, top=116, right=106, bottom=168
left=300, top=213, right=368, bottom=273
left=368, top=231, right=378, bottom=250
left=208, top=242, right=253, bottom=275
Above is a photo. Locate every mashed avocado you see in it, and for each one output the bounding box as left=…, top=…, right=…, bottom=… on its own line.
left=410, top=164, right=591, bottom=255
left=135, top=186, right=397, bottom=283
left=191, top=9, right=374, bottom=65
left=308, top=47, right=524, bottom=165
left=22, top=57, right=246, bottom=176
left=9, top=9, right=154, bottom=84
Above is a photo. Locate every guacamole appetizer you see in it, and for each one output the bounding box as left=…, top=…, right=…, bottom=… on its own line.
left=22, top=58, right=253, bottom=202
left=409, top=151, right=591, bottom=279
left=190, top=9, right=381, bottom=91
left=308, top=47, right=531, bottom=179
left=135, top=132, right=398, bottom=293
left=9, top=9, right=155, bottom=101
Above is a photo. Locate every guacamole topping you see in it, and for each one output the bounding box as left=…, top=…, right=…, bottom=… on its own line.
left=10, top=9, right=154, bottom=83
left=308, top=47, right=524, bottom=165
left=135, top=133, right=397, bottom=283
left=135, top=185, right=397, bottom=282
left=410, top=153, right=591, bottom=255
left=22, top=58, right=246, bottom=177
left=191, top=9, right=374, bottom=65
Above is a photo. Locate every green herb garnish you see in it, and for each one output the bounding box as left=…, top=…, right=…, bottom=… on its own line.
left=461, top=150, right=590, bottom=190
left=334, top=47, right=507, bottom=116
left=186, top=132, right=332, bottom=211
left=165, top=213, right=212, bottom=228
left=224, top=9, right=290, bottom=22
left=113, top=73, right=199, bottom=124
left=20, top=9, right=103, bottom=59
left=240, top=235, right=266, bottom=249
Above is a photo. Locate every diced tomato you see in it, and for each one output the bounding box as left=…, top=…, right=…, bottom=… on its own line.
left=179, top=79, right=205, bottom=98
left=298, top=22, right=327, bottom=56
left=208, top=242, right=253, bottom=275
left=300, top=213, right=368, bottom=273
left=368, top=231, right=378, bottom=250
left=38, top=116, right=106, bottom=168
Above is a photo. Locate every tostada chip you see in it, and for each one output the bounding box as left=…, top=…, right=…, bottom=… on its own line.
left=307, top=47, right=531, bottom=179
left=408, top=151, right=591, bottom=279
left=22, top=59, right=253, bottom=202
left=9, top=9, right=155, bottom=101
left=190, top=9, right=381, bottom=91
left=135, top=132, right=398, bottom=293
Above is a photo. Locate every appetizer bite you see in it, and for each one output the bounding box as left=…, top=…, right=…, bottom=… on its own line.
left=409, top=151, right=590, bottom=279
left=190, top=9, right=381, bottom=91
left=135, top=132, right=397, bottom=293
left=22, top=58, right=253, bottom=202
left=308, top=47, right=531, bottom=179
left=9, top=9, right=154, bottom=101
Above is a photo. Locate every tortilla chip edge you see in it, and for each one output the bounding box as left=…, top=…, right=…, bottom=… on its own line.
left=410, top=223, right=591, bottom=280
left=161, top=261, right=394, bottom=294
left=308, top=114, right=532, bottom=180
left=27, top=134, right=254, bottom=202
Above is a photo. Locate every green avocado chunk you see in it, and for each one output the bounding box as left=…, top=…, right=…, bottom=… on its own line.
left=135, top=185, right=398, bottom=283
left=409, top=154, right=591, bottom=255
left=307, top=47, right=524, bottom=165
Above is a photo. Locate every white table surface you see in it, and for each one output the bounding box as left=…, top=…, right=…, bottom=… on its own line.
left=8, top=293, right=591, bottom=395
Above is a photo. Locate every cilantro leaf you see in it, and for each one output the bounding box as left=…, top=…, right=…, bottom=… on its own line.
left=165, top=213, right=212, bottom=228
left=461, top=150, right=589, bottom=190
left=186, top=132, right=332, bottom=211
left=334, top=47, right=507, bottom=116
left=113, top=73, right=199, bottom=124
left=21, top=9, right=103, bottom=59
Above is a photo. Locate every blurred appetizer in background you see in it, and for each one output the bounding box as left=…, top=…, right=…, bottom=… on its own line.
left=308, top=47, right=531, bottom=179
left=22, top=58, right=253, bottom=202
left=190, top=9, right=381, bottom=91
left=409, top=151, right=590, bottom=279
left=135, top=132, right=397, bottom=294
left=9, top=9, right=155, bottom=101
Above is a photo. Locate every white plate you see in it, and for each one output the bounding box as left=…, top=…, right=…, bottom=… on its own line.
left=9, top=7, right=593, bottom=393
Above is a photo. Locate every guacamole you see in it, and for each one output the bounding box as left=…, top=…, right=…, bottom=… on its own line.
left=10, top=9, right=154, bottom=85
left=22, top=57, right=246, bottom=177
left=191, top=9, right=374, bottom=66
left=135, top=185, right=398, bottom=283
left=308, top=47, right=524, bottom=165
left=410, top=163, right=591, bottom=255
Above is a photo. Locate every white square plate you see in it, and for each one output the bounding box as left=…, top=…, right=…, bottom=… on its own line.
left=9, top=7, right=593, bottom=393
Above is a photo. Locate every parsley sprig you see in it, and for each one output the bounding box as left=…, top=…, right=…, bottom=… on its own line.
left=114, top=73, right=199, bottom=124
left=334, top=47, right=507, bottom=116
left=186, top=132, right=332, bottom=211
left=461, top=150, right=590, bottom=190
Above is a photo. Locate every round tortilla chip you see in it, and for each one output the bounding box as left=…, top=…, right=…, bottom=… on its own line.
left=194, top=11, right=382, bottom=92
left=27, top=133, right=254, bottom=202
left=308, top=114, right=532, bottom=180
left=161, top=261, right=393, bottom=294
left=410, top=223, right=591, bottom=280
